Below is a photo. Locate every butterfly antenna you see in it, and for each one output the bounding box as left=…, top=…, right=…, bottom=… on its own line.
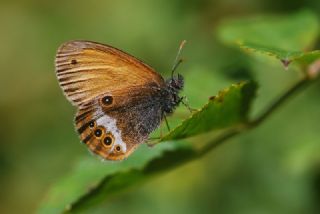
left=171, top=40, right=187, bottom=78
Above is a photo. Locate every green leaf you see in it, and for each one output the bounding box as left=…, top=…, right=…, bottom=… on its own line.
left=217, top=10, right=320, bottom=67
left=161, top=81, right=257, bottom=141
left=240, top=43, right=320, bottom=68
left=68, top=146, right=197, bottom=213
left=37, top=143, right=196, bottom=214
left=37, top=81, right=257, bottom=213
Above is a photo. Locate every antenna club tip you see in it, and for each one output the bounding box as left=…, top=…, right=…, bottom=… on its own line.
left=180, top=40, right=187, bottom=49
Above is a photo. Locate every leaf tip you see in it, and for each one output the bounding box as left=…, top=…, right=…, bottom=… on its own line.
left=280, top=59, right=291, bottom=70
left=209, top=95, right=216, bottom=101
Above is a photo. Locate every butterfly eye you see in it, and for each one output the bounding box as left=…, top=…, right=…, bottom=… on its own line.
left=102, top=96, right=113, bottom=106
left=102, top=134, right=114, bottom=147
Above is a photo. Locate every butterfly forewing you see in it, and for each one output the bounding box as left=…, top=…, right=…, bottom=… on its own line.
left=55, top=40, right=165, bottom=107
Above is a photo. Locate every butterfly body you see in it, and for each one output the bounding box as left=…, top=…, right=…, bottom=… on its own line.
left=55, top=41, right=184, bottom=160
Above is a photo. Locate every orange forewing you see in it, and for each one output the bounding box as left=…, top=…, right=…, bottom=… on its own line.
left=55, top=40, right=164, bottom=108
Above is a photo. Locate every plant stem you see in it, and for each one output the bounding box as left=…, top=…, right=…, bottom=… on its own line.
left=248, top=77, right=311, bottom=127
left=198, top=76, right=316, bottom=156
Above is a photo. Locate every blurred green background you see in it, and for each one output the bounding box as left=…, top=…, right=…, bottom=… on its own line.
left=1, top=0, right=320, bottom=213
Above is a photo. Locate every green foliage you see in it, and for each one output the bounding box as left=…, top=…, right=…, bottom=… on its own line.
left=37, top=9, right=320, bottom=214
left=217, top=10, right=320, bottom=67
left=38, top=81, right=257, bottom=214
left=161, top=82, right=257, bottom=141
left=2, top=3, right=319, bottom=213
left=37, top=143, right=193, bottom=214
left=33, top=8, right=320, bottom=213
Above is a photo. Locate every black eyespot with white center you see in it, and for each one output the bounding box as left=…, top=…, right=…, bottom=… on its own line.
left=102, top=96, right=113, bottom=106
left=89, top=121, right=95, bottom=129
left=94, top=129, right=102, bottom=137
left=115, top=145, right=121, bottom=152
left=103, top=136, right=113, bottom=146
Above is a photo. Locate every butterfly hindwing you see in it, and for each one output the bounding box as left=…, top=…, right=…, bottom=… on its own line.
left=75, top=86, right=164, bottom=160
left=75, top=107, right=137, bottom=161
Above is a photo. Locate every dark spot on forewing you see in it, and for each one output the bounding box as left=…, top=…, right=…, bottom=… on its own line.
left=102, top=96, right=113, bottom=105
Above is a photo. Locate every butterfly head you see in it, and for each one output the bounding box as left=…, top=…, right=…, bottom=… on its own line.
left=166, top=74, right=184, bottom=92
left=162, top=74, right=184, bottom=114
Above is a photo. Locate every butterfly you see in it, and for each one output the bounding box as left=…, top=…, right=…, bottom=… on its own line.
left=55, top=40, right=186, bottom=160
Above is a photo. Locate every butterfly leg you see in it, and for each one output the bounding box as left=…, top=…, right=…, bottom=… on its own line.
left=147, top=126, right=162, bottom=147
left=160, top=122, right=163, bottom=138
left=147, top=115, right=171, bottom=147
left=180, top=96, right=197, bottom=113
left=164, top=115, right=171, bottom=132
left=148, top=115, right=170, bottom=141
